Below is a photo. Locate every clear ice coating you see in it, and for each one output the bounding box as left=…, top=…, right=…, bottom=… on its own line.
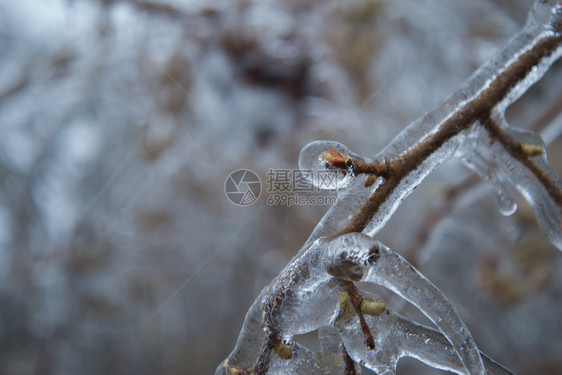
left=324, top=233, right=485, bottom=375
left=219, top=1, right=562, bottom=374
left=216, top=233, right=514, bottom=375
left=363, top=134, right=468, bottom=237
left=336, top=291, right=513, bottom=375
left=298, top=140, right=364, bottom=190
left=494, top=184, right=518, bottom=217
left=461, top=127, right=519, bottom=217
left=307, top=0, right=562, bottom=244
left=478, top=117, right=562, bottom=249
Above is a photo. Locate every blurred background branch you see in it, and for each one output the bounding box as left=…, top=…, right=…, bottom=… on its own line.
left=0, top=0, right=561, bottom=374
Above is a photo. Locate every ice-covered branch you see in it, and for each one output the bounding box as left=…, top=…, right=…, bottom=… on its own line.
left=301, top=0, right=562, bottom=248
left=219, top=1, right=562, bottom=374
left=217, top=230, right=514, bottom=374
left=335, top=291, right=513, bottom=375
left=324, top=233, right=485, bottom=374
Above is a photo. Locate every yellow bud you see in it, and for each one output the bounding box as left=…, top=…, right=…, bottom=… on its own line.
left=361, top=300, right=387, bottom=316
left=521, top=143, right=544, bottom=157
left=274, top=343, right=293, bottom=360
left=365, top=174, right=378, bottom=187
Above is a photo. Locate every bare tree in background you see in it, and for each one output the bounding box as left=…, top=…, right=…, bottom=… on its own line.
left=1, top=0, right=562, bottom=374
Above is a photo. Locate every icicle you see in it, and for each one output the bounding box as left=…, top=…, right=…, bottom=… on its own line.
left=495, top=187, right=518, bottom=216
left=462, top=127, right=518, bottom=216
left=466, top=116, right=562, bottom=250
left=494, top=121, right=562, bottom=249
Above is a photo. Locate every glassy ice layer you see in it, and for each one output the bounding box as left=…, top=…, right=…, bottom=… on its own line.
left=220, top=1, right=562, bottom=374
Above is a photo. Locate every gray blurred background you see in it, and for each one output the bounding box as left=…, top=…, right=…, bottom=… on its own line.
left=1, top=0, right=562, bottom=374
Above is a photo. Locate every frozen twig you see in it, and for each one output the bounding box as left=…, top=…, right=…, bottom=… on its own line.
left=218, top=1, right=562, bottom=374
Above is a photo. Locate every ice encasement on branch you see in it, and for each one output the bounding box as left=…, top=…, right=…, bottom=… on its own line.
left=218, top=1, right=562, bottom=374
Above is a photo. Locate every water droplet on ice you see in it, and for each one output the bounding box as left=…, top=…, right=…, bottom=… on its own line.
left=494, top=187, right=518, bottom=216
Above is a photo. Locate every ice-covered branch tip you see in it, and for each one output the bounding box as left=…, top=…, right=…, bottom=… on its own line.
left=322, top=147, right=352, bottom=170
left=321, top=147, right=390, bottom=187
